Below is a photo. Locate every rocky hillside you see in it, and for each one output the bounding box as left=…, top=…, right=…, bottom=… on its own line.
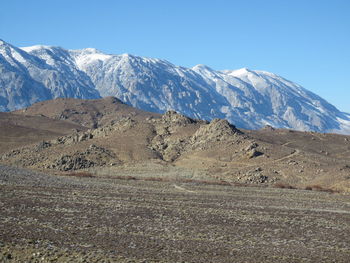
left=0, top=111, right=85, bottom=154
left=1, top=97, right=350, bottom=192
left=14, top=96, right=160, bottom=128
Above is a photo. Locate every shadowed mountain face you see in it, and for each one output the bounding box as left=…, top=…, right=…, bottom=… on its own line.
left=1, top=97, right=350, bottom=192
left=1, top=39, right=350, bottom=133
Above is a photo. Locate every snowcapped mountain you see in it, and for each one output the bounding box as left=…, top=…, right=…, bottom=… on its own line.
left=0, top=40, right=99, bottom=111
left=0, top=39, right=349, bottom=134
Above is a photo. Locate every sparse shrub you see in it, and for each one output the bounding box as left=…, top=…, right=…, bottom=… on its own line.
left=113, top=175, right=137, bottom=180
left=273, top=182, right=297, bottom=189
left=304, top=185, right=337, bottom=193
left=68, top=172, right=95, bottom=178
left=143, top=177, right=170, bottom=182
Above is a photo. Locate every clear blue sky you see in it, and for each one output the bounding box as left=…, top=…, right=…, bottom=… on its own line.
left=1, top=0, right=349, bottom=112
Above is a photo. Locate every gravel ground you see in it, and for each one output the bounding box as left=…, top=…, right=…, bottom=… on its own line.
left=0, top=164, right=74, bottom=187
left=1, top=164, right=350, bottom=262
left=0, top=164, right=119, bottom=190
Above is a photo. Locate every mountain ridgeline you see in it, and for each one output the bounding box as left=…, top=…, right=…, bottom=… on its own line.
left=1, top=39, right=349, bottom=134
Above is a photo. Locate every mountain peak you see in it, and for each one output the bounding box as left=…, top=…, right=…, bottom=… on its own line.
left=230, top=67, right=253, bottom=75
left=120, top=53, right=138, bottom=59
left=79, top=47, right=103, bottom=54
left=20, top=44, right=53, bottom=53
left=70, top=48, right=112, bottom=68
left=192, top=64, right=214, bottom=71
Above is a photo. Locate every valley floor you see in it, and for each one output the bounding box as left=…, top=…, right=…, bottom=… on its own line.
left=0, top=165, right=350, bottom=262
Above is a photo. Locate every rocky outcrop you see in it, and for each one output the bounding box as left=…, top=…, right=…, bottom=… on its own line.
left=188, top=119, right=244, bottom=151
left=236, top=167, right=276, bottom=184
left=50, top=144, right=118, bottom=171
left=149, top=112, right=194, bottom=162
left=243, top=142, right=263, bottom=159
left=192, top=119, right=242, bottom=142
left=161, top=111, right=196, bottom=126
left=147, top=112, right=259, bottom=163
left=50, top=117, right=136, bottom=146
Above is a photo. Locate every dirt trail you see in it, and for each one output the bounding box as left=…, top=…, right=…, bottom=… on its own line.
left=231, top=149, right=301, bottom=172
left=273, top=149, right=300, bottom=163
left=173, top=184, right=197, bottom=193
left=281, top=141, right=295, bottom=147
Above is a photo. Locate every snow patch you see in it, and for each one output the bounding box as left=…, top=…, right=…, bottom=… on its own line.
left=227, top=68, right=251, bottom=76
left=75, top=53, right=112, bottom=68
left=20, top=45, right=51, bottom=53
left=331, top=117, right=350, bottom=134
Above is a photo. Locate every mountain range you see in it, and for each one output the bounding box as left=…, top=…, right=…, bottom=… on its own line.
left=1, top=39, right=349, bottom=134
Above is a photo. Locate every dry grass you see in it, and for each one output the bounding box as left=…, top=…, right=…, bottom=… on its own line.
left=96, top=173, right=235, bottom=186
left=66, top=172, right=339, bottom=194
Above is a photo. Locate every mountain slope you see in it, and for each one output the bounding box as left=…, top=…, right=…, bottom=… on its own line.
left=69, top=50, right=229, bottom=120
left=0, top=39, right=100, bottom=111
left=68, top=48, right=350, bottom=133
left=195, top=66, right=348, bottom=132
left=0, top=39, right=349, bottom=133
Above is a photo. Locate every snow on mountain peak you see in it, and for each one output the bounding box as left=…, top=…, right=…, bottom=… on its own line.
left=81, top=47, right=100, bottom=53
left=69, top=48, right=112, bottom=68
left=227, top=67, right=252, bottom=75
left=20, top=45, right=52, bottom=53
left=192, top=64, right=214, bottom=71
